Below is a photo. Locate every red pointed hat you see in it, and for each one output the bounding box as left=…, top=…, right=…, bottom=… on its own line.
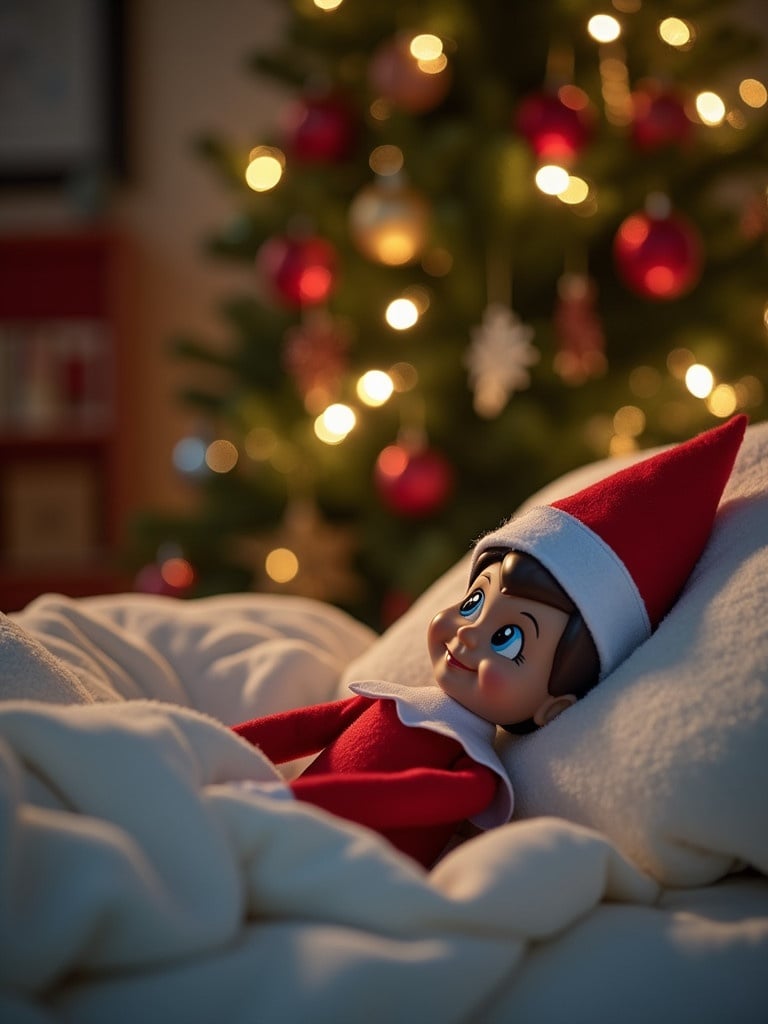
left=471, top=414, right=747, bottom=678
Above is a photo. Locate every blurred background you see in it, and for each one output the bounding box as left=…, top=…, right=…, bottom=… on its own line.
left=0, top=0, right=766, bottom=626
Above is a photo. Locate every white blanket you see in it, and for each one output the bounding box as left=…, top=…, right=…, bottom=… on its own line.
left=2, top=422, right=768, bottom=1022
left=1, top=697, right=765, bottom=1024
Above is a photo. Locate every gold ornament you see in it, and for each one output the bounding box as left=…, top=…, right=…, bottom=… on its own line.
left=233, top=499, right=361, bottom=603
left=349, top=176, right=430, bottom=266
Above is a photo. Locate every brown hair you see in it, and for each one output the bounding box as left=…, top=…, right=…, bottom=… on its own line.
left=471, top=548, right=600, bottom=734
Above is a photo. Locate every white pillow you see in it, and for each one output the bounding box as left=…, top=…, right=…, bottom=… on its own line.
left=344, top=421, right=768, bottom=887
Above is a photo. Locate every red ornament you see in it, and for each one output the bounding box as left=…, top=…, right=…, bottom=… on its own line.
left=553, top=273, right=607, bottom=384
left=614, top=209, right=703, bottom=300
left=283, top=93, right=357, bottom=163
left=515, top=86, right=595, bottom=162
left=283, top=314, right=350, bottom=408
left=257, top=234, right=337, bottom=307
left=369, top=33, right=452, bottom=114
left=374, top=443, right=454, bottom=518
left=631, top=83, right=692, bottom=151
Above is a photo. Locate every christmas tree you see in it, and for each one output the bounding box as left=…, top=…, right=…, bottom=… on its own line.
left=134, top=0, right=768, bottom=627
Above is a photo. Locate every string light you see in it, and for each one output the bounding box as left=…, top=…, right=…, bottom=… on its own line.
left=557, top=175, right=590, bottom=205
left=244, top=426, right=278, bottom=461
left=535, top=164, right=570, bottom=195
left=409, top=33, right=448, bottom=74
left=357, top=370, right=395, bottom=406
left=389, top=362, right=419, bottom=391
left=245, top=146, right=285, bottom=192
left=385, top=297, right=420, bottom=329
left=205, top=439, right=239, bottom=473
left=739, top=79, right=768, bottom=108
left=658, top=18, right=694, bottom=48
left=314, top=403, right=356, bottom=444
left=410, top=34, right=443, bottom=61
left=685, top=363, right=715, bottom=398
left=667, top=347, right=696, bottom=379
left=265, top=547, right=299, bottom=583
left=613, top=404, right=646, bottom=437
left=695, top=91, right=726, bottom=125
left=369, top=145, right=404, bottom=176
left=707, top=384, right=738, bottom=418
left=160, top=557, right=195, bottom=589
left=588, top=14, right=621, bottom=43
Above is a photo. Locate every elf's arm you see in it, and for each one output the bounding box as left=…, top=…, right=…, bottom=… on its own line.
left=291, top=755, right=498, bottom=830
left=233, top=694, right=373, bottom=765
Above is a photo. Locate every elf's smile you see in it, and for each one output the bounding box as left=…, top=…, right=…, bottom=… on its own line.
left=444, top=646, right=474, bottom=671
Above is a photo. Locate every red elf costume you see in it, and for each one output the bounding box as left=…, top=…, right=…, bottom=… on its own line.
left=234, top=415, right=746, bottom=868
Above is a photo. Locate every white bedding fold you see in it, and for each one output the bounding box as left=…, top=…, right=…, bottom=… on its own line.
left=0, top=699, right=658, bottom=1022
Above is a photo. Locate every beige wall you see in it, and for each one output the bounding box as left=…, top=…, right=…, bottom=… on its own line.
left=0, top=0, right=287, bottom=519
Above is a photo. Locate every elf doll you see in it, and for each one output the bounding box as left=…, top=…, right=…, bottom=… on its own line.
left=234, top=415, right=746, bottom=868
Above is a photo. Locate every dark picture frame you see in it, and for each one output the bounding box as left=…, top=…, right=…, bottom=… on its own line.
left=0, top=0, right=126, bottom=185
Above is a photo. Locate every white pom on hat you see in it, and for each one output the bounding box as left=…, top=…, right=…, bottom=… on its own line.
left=471, top=415, right=747, bottom=678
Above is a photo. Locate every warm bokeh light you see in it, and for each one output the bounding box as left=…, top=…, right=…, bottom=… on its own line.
left=558, top=84, right=591, bottom=112
left=313, top=0, right=343, bottom=9
left=535, top=164, right=570, bottom=195
left=244, top=426, right=278, bottom=461
left=685, top=363, right=715, bottom=398
left=609, top=434, right=639, bottom=455
left=557, top=175, right=590, bottom=205
left=245, top=147, right=285, bottom=192
left=588, top=14, right=621, bottom=43
left=205, top=439, right=239, bottom=473
left=369, top=145, right=404, bottom=176
left=161, top=557, right=195, bottom=589
left=613, top=404, right=646, bottom=437
left=314, top=403, right=356, bottom=444
left=370, top=98, right=391, bottom=121
left=402, top=285, right=431, bottom=313
left=658, top=17, right=693, bottom=48
left=385, top=297, right=419, bottom=329
left=410, top=34, right=443, bottom=61
left=739, top=78, right=768, bottom=108
left=389, top=361, right=419, bottom=391
left=726, top=109, right=747, bottom=130
left=357, top=370, right=394, bottom=406
left=376, top=444, right=408, bottom=480
left=265, top=547, right=299, bottom=583
left=696, top=91, right=726, bottom=125
left=667, top=347, right=696, bottom=379
left=707, top=383, right=738, bottom=417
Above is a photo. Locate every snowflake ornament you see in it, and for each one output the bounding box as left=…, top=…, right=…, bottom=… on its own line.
left=465, top=303, right=539, bottom=418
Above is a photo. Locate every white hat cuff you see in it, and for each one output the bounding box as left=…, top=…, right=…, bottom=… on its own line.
left=472, top=505, right=651, bottom=678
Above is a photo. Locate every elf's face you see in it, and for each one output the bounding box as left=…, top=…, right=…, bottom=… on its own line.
left=427, top=561, right=573, bottom=727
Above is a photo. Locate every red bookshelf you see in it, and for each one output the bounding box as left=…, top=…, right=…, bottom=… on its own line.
left=0, top=230, right=133, bottom=611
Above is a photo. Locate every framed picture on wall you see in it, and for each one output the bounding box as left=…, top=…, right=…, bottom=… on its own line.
left=0, top=0, right=126, bottom=184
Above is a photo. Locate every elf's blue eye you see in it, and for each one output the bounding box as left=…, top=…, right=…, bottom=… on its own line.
left=459, top=589, right=484, bottom=618
left=491, top=624, right=524, bottom=661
